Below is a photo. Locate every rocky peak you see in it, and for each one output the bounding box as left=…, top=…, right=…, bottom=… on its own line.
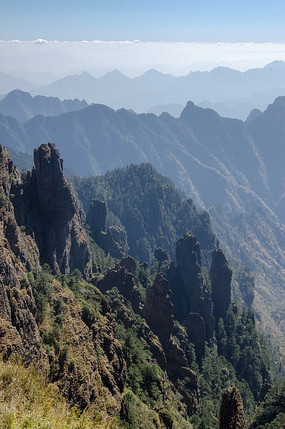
left=0, top=145, right=18, bottom=200
left=210, top=249, right=232, bottom=320
left=0, top=145, right=39, bottom=271
left=20, top=143, right=92, bottom=278
left=219, top=385, right=245, bottom=429
left=142, top=271, right=199, bottom=414
left=176, top=232, right=203, bottom=313
left=97, top=258, right=142, bottom=313
left=86, top=199, right=107, bottom=233
left=167, top=232, right=216, bottom=361
left=246, top=108, right=262, bottom=122
left=143, top=273, right=174, bottom=345
left=119, top=256, right=136, bottom=275
left=87, top=198, right=128, bottom=259
left=154, top=247, right=170, bottom=264
left=33, top=143, right=75, bottom=223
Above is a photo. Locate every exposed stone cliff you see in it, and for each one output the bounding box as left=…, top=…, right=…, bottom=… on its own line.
left=176, top=232, right=203, bottom=314
left=143, top=272, right=199, bottom=413
left=97, top=256, right=142, bottom=313
left=18, top=143, right=92, bottom=278
left=168, top=232, right=215, bottom=361
left=87, top=198, right=128, bottom=258
left=143, top=273, right=174, bottom=345
left=210, top=249, right=232, bottom=320
left=0, top=146, right=127, bottom=412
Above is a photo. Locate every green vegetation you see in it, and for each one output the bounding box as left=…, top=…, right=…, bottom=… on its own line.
left=73, top=163, right=217, bottom=263
left=249, top=382, right=285, bottom=428
left=0, top=358, right=113, bottom=429
left=116, top=323, right=161, bottom=402
left=217, top=306, right=270, bottom=400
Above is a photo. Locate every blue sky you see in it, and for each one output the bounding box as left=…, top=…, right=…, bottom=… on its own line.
left=1, top=0, right=285, bottom=42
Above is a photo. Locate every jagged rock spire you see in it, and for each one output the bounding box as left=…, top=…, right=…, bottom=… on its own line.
left=19, top=143, right=92, bottom=278
left=210, top=249, right=232, bottom=320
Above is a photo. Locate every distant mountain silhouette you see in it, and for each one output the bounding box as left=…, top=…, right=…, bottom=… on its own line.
left=31, top=61, right=285, bottom=118
left=0, top=72, right=37, bottom=94
left=0, top=90, right=88, bottom=122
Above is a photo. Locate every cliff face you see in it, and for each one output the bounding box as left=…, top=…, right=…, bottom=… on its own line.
left=0, top=145, right=46, bottom=365
left=143, top=273, right=174, bottom=345
left=210, top=249, right=232, bottom=320
left=97, top=256, right=142, bottom=313
left=176, top=233, right=203, bottom=314
left=143, top=272, right=199, bottom=413
left=18, top=143, right=92, bottom=278
left=168, top=232, right=215, bottom=361
left=87, top=198, right=128, bottom=258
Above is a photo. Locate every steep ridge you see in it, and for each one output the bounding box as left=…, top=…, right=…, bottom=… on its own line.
left=73, top=156, right=285, bottom=362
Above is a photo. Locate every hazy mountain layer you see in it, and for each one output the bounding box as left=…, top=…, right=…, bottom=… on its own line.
left=0, top=90, right=88, bottom=122
left=0, top=72, right=37, bottom=94
left=31, top=61, right=285, bottom=119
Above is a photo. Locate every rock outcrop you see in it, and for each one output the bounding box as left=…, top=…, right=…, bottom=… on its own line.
left=86, top=199, right=107, bottom=233
left=17, top=143, right=92, bottom=278
left=87, top=198, right=128, bottom=258
left=183, top=313, right=206, bottom=362
left=168, top=232, right=215, bottom=361
left=219, top=385, right=245, bottom=429
left=210, top=249, right=232, bottom=320
left=0, top=144, right=128, bottom=415
left=176, top=233, right=203, bottom=314
left=97, top=258, right=142, bottom=313
left=143, top=273, right=174, bottom=345
left=154, top=247, right=170, bottom=264
left=143, top=272, right=199, bottom=414
left=119, top=256, right=136, bottom=275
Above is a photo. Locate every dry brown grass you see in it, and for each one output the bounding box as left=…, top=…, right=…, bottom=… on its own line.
left=0, top=358, right=120, bottom=429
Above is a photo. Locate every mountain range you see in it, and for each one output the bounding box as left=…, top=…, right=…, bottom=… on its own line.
left=36, top=61, right=285, bottom=119
left=2, top=61, right=285, bottom=119
left=0, top=90, right=88, bottom=122
left=0, top=95, right=284, bottom=363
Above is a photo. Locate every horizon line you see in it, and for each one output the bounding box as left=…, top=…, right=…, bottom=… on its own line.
left=1, top=39, right=285, bottom=45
